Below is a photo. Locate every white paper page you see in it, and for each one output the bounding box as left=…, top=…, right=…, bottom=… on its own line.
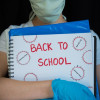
left=8, top=33, right=94, bottom=94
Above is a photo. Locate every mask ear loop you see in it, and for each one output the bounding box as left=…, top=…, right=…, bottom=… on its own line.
left=29, top=11, right=36, bottom=21
left=63, top=15, right=67, bottom=21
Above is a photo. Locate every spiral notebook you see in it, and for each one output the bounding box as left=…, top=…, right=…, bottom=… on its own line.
left=8, top=20, right=96, bottom=96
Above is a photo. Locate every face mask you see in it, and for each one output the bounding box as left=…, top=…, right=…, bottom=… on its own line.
left=29, top=0, right=65, bottom=23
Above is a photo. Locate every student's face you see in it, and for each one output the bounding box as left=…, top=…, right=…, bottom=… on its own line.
left=29, top=0, right=65, bottom=23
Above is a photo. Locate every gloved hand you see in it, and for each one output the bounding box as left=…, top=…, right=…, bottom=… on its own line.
left=51, top=79, right=96, bottom=100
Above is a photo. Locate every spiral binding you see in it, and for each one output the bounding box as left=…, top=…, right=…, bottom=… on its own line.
left=8, top=39, right=14, bottom=78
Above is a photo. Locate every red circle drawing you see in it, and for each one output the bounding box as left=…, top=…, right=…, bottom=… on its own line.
left=82, top=50, right=92, bottom=64
left=16, top=51, right=30, bottom=65
left=73, top=37, right=87, bottom=51
left=71, top=66, right=85, bottom=81
left=23, top=35, right=37, bottom=43
left=88, top=86, right=93, bottom=89
left=24, top=73, right=38, bottom=81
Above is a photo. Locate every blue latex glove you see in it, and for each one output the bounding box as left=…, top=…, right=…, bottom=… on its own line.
left=51, top=79, right=96, bottom=100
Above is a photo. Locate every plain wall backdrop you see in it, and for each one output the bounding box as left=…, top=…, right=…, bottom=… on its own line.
left=0, top=0, right=100, bottom=37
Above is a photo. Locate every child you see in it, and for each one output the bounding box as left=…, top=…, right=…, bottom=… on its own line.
left=0, top=0, right=99, bottom=99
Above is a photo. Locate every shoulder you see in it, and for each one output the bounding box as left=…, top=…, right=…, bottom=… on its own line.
left=1, top=21, right=33, bottom=36
left=0, top=21, right=33, bottom=53
left=90, top=30, right=100, bottom=39
left=8, top=21, right=33, bottom=29
left=90, top=30, right=100, bottom=65
left=0, top=21, right=33, bottom=39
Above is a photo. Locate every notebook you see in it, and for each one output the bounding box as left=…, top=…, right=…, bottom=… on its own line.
left=8, top=20, right=96, bottom=96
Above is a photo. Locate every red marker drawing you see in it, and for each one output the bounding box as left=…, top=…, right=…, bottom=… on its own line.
left=73, top=36, right=87, bottom=51
left=24, top=73, right=38, bottom=81
left=23, top=35, right=37, bottom=43
left=16, top=51, right=30, bottom=65
left=71, top=66, right=85, bottom=81
left=82, top=50, right=92, bottom=64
